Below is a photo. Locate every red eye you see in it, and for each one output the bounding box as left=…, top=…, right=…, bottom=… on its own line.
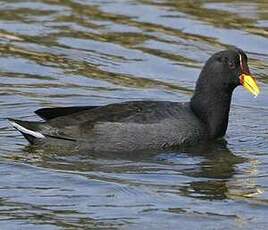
left=228, top=61, right=235, bottom=69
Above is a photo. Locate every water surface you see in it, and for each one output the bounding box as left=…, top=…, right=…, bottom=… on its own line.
left=0, top=0, right=267, bottom=229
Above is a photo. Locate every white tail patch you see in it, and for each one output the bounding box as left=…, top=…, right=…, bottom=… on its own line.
left=9, top=121, right=45, bottom=139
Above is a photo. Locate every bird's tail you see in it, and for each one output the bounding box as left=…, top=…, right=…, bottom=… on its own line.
left=8, top=119, right=45, bottom=144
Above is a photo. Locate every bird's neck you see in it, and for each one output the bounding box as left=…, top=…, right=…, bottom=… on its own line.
left=190, top=87, right=233, bottom=140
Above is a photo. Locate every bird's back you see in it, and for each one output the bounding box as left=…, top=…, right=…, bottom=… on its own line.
left=39, top=101, right=206, bottom=152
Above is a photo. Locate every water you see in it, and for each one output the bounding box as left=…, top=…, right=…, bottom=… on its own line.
left=0, top=0, right=267, bottom=229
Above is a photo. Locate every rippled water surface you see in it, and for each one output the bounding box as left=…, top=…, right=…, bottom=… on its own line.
left=0, top=0, right=268, bottom=229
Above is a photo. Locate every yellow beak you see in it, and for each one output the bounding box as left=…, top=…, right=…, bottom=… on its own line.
left=240, top=74, right=260, bottom=97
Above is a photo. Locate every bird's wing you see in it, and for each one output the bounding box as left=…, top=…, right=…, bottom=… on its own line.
left=35, top=106, right=99, bottom=120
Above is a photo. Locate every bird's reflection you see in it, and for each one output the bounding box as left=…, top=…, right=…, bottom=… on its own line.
left=169, top=140, right=248, bottom=200
left=21, top=139, right=250, bottom=200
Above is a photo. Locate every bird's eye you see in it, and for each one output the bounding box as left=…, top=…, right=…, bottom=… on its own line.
left=228, top=61, right=235, bottom=69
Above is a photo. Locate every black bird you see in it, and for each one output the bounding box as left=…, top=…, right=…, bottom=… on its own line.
left=9, top=48, right=260, bottom=153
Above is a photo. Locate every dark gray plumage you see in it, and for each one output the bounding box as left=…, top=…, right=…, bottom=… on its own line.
left=9, top=48, right=259, bottom=153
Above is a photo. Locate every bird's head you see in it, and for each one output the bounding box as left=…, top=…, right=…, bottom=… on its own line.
left=197, top=48, right=260, bottom=96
